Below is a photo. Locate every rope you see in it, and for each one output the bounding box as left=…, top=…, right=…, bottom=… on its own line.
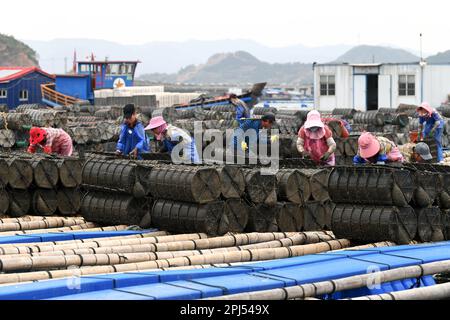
left=1, top=113, right=8, bottom=130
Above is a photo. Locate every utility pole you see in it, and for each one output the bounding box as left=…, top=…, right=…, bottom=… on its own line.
left=419, top=33, right=426, bottom=103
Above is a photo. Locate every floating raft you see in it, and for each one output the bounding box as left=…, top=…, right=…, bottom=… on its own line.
left=0, top=236, right=448, bottom=300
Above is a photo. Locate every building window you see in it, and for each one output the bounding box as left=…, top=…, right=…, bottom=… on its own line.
left=19, top=90, right=29, bottom=101
left=0, top=89, right=6, bottom=98
left=320, top=75, right=335, bottom=96
left=80, top=64, right=89, bottom=72
left=399, top=75, right=415, bottom=96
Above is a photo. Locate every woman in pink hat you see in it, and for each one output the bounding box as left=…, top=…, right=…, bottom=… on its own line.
left=353, top=132, right=403, bottom=164
left=296, top=110, right=336, bottom=166
left=417, top=102, right=444, bottom=162
left=144, top=116, right=201, bottom=164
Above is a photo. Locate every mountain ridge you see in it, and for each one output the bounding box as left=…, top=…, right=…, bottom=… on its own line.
left=0, top=34, right=39, bottom=67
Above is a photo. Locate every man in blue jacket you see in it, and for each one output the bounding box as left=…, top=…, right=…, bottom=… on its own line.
left=232, top=113, right=278, bottom=152
left=230, top=93, right=250, bottom=122
left=116, top=104, right=150, bottom=159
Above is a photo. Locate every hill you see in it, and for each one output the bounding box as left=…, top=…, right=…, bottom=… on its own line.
left=334, top=45, right=420, bottom=63
left=25, top=38, right=350, bottom=75
left=138, top=51, right=313, bottom=85
left=0, top=34, right=39, bottom=67
left=427, top=50, right=450, bottom=63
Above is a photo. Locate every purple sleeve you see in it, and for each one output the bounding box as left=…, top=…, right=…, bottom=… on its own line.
left=432, top=112, right=442, bottom=121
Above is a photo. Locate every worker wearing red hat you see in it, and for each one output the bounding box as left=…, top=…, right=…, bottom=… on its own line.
left=27, top=127, right=73, bottom=156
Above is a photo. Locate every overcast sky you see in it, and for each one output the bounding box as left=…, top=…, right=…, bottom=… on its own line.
left=2, top=0, right=449, bottom=54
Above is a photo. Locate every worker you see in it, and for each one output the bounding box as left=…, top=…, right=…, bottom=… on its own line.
left=417, top=102, right=444, bottom=162
left=229, top=93, right=250, bottom=121
left=412, top=142, right=434, bottom=163
left=353, top=132, right=404, bottom=164
left=116, top=104, right=150, bottom=159
left=296, top=110, right=336, bottom=166
left=232, top=113, right=278, bottom=153
left=27, top=127, right=73, bottom=156
left=144, top=116, right=201, bottom=164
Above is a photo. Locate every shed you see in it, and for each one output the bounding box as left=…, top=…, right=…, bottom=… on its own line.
left=313, top=62, right=450, bottom=111
left=0, top=67, right=55, bottom=109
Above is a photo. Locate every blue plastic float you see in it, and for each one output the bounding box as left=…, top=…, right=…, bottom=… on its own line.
left=0, top=241, right=448, bottom=300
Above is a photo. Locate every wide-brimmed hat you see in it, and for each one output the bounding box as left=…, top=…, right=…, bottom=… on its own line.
left=304, top=110, right=325, bottom=129
left=145, top=116, right=167, bottom=131
left=29, top=127, right=46, bottom=145
left=358, top=132, right=381, bottom=159
left=417, top=102, right=433, bottom=115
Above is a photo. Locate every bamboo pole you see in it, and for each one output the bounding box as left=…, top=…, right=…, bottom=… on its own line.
left=336, top=242, right=397, bottom=251
left=0, top=232, right=295, bottom=256
left=0, top=232, right=335, bottom=260
left=0, top=218, right=89, bottom=233
left=0, top=223, right=99, bottom=236
left=0, top=232, right=203, bottom=255
left=209, top=259, right=450, bottom=300
left=0, top=239, right=350, bottom=285
left=0, top=216, right=85, bottom=224
left=350, top=281, right=450, bottom=300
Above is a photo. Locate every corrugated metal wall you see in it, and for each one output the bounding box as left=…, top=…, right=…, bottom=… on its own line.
left=313, top=63, right=450, bottom=110
left=0, top=72, right=54, bottom=109
left=424, top=65, right=450, bottom=107
left=314, top=65, right=353, bottom=111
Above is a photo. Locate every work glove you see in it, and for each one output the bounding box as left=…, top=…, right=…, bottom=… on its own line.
left=376, top=161, right=386, bottom=165
left=270, top=135, right=279, bottom=143
left=241, top=141, right=248, bottom=152
left=428, top=129, right=436, bottom=138
left=27, top=146, right=36, bottom=154
left=301, top=152, right=311, bottom=159
left=115, top=150, right=122, bottom=156
left=321, top=151, right=331, bottom=161
left=43, top=146, right=52, bottom=154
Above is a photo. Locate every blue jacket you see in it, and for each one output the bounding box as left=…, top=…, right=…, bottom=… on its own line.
left=116, top=122, right=150, bottom=158
left=419, top=111, right=444, bottom=136
left=235, top=102, right=250, bottom=121
left=353, top=154, right=388, bottom=164
left=232, top=119, right=262, bottom=147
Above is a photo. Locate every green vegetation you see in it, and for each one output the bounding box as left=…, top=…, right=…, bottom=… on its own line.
left=0, top=33, right=39, bottom=67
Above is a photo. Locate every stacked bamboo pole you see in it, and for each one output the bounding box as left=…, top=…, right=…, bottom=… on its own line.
left=0, top=233, right=347, bottom=285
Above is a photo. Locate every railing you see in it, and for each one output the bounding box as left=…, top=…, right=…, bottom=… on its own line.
left=41, top=83, right=82, bottom=107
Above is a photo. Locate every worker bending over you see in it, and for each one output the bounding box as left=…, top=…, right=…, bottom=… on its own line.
left=353, top=132, right=403, bottom=164
left=297, top=110, right=336, bottom=166
left=417, top=102, right=444, bottom=162
left=28, top=127, right=73, bottom=156
left=116, top=104, right=150, bottom=159
left=145, top=116, right=200, bottom=164
left=412, top=142, right=434, bottom=163
left=232, top=113, right=277, bottom=153
left=229, top=93, right=250, bottom=122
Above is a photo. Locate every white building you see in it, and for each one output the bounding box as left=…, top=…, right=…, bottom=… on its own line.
left=313, top=62, right=450, bottom=112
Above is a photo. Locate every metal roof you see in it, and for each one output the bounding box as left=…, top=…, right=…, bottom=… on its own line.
left=0, top=67, right=54, bottom=83
left=0, top=69, right=21, bottom=79
left=77, top=61, right=140, bottom=64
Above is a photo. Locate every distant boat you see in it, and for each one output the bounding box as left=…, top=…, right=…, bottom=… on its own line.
left=257, top=98, right=315, bottom=111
